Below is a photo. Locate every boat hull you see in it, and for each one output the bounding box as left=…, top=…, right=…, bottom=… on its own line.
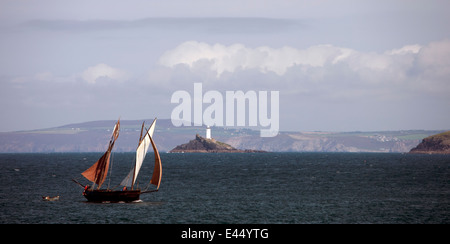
left=83, top=189, right=141, bottom=202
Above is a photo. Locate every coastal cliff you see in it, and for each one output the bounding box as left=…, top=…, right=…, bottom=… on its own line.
left=409, top=131, right=450, bottom=154
left=169, top=134, right=265, bottom=153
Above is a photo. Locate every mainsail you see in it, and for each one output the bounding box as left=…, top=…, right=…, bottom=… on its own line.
left=81, top=119, right=120, bottom=188
left=120, top=118, right=157, bottom=188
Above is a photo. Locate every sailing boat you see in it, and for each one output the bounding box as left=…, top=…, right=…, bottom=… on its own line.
left=75, top=118, right=162, bottom=202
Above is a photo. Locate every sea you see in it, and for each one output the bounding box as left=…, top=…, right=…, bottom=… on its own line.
left=1, top=152, right=449, bottom=224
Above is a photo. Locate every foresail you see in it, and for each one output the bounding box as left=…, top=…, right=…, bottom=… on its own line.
left=81, top=119, right=120, bottom=188
left=81, top=150, right=111, bottom=187
left=120, top=118, right=157, bottom=187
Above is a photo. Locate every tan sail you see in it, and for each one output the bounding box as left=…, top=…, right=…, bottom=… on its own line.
left=81, top=119, right=120, bottom=188
left=81, top=150, right=112, bottom=187
left=149, top=130, right=162, bottom=189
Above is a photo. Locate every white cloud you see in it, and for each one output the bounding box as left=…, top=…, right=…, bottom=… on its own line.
left=160, top=40, right=449, bottom=87
left=386, top=44, right=421, bottom=55
left=417, top=40, right=450, bottom=74
left=158, top=40, right=450, bottom=106
left=81, top=63, right=127, bottom=84
left=159, top=41, right=430, bottom=78
left=159, top=41, right=356, bottom=76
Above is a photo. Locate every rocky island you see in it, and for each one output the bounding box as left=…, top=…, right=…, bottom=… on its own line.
left=409, top=131, right=450, bottom=154
left=169, top=134, right=266, bottom=153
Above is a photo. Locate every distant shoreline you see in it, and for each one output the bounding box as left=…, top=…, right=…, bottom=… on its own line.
left=0, top=119, right=447, bottom=153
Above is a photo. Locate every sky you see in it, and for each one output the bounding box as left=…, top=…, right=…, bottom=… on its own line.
left=0, top=0, right=450, bottom=132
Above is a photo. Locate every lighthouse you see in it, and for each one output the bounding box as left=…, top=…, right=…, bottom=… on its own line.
left=206, top=126, right=211, bottom=139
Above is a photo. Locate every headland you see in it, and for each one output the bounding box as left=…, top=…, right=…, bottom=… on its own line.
left=409, top=131, right=450, bottom=154
left=169, top=134, right=266, bottom=153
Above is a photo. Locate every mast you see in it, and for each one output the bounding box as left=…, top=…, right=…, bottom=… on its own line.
left=138, top=121, right=145, bottom=145
left=81, top=119, right=120, bottom=189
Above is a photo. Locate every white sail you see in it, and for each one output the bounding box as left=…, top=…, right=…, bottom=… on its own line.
left=120, top=118, right=157, bottom=187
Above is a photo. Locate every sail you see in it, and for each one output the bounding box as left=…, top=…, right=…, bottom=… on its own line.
left=149, top=131, right=162, bottom=189
left=81, top=151, right=111, bottom=187
left=81, top=119, right=120, bottom=188
left=120, top=118, right=157, bottom=187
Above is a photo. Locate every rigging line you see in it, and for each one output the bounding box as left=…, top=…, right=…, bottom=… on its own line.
left=107, top=151, right=114, bottom=189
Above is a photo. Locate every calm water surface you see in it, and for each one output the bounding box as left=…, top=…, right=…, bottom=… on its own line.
left=1, top=152, right=449, bottom=224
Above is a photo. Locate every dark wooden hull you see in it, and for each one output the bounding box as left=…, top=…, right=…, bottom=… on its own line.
left=83, top=189, right=141, bottom=202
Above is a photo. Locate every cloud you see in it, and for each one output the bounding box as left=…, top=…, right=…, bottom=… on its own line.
left=159, top=40, right=450, bottom=94
left=159, top=41, right=429, bottom=77
left=158, top=37, right=450, bottom=134
left=160, top=41, right=351, bottom=76
left=386, top=44, right=421, bottom=55
left=81, top=63, right=127, bottom=84
left=22, top=18, right=301, bottom=34
left=417, top=40, right=450, bottom=75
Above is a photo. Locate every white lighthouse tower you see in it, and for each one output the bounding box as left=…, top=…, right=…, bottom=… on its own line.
left=206, top=126, right=211, bottom=139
